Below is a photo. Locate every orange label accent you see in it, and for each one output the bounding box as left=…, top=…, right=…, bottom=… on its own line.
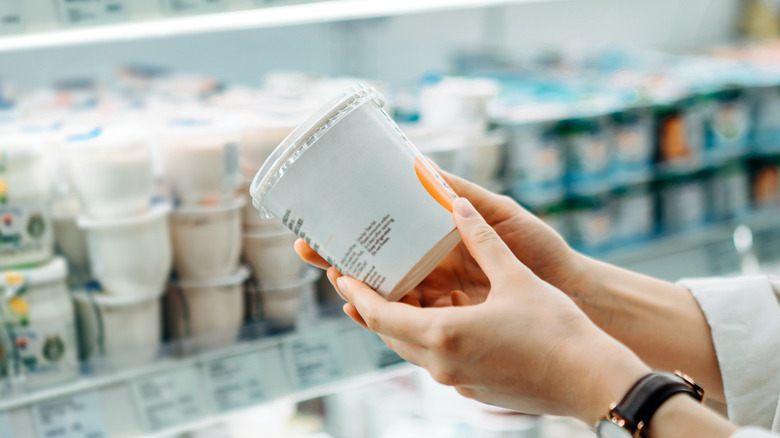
left=4, top=272, right=23, bottom=287
left=9, top=297, right=28, bottom=316
left=414, top=157, right=454, bottom=213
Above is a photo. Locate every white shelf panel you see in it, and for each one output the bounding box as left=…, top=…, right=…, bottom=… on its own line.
left=0, top=0, right=562, bottom=53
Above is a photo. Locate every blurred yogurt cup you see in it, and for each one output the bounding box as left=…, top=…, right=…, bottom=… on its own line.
left=169, top=197, right=244, bottom=280
left=243, top=228, right=304, bottom=281
left=166, top=266, right=249, bottom=351
left=250, top=85, right=460, bottom=302
left=160, top=118, right=242, bottom=205
left=249, top=269, right=320, bottom=332
left=78, top=203, right=172, bottom=297
left=64, top=126, right=154, bottom=219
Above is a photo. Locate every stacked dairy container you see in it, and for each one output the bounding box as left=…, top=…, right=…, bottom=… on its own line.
left=0, top=126, right=79, bottom=390
left=159, top=116, right=250, bottom=351
left=236, top=102, right=322, bottom=334
left=406, top=77, right=505, bottom=192
left=62, top=125, right=171, bottom=370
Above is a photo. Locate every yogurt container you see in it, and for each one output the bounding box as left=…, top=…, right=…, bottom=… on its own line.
left=239, top=118, right=298, bottom=181
left=503, top=119, right=566, bottom=206
left=169, top=197, right=244, bottom=280
left=752, top=86, right=780, bottom=152
left=161, top=118, right=242, bottom=205
left=752, top=162, right=780, bottom=209
left=419, top=77, right=499, bottom=131
left=611, top=185, right=655, bottom=245
left=243, top=229, right=305, bottom=281
left=660, top=179, right=707, bottom=233
left=0, top=135, right=54, bottom=268
left=706, top=163, right=750, bottom=221
left=704, top=89, right=751, bottom=160
left=50, top=198, right=89, bottom=285
left=611, top=107, right=654, bottom=179
left=64, top=126, right=155, bottom=219
left=0, top=257, right=79, bottom=388
left=72, top=288, right=163, bottom=370
left=166, top=266, right=249, bottom=351
left=561, top=116, right=613, bottom=190
left=656, top=99, right=705, bottom=170
left=248, top=269, right=320, bottom=332
left=463, top=131, right=506, bottom=187
left=250, top=85, right=460, bottom=301
left=78, top=203, right=173, bottom=297
left=567, top=196, right=613, bottom=253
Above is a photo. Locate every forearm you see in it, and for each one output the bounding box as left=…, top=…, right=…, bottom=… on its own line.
left=568, top=254, right=724, bottom=401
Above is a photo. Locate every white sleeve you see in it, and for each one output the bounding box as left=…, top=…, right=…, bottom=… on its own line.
left=733, top=427, right=780, bottom=438
left=679, top=276, right=780, bottom=431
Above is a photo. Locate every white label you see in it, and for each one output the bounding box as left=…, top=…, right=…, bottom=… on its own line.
left=56, top=0, right=128, bottom=26
left=132, top=367, right=206, bottom=433
left=263, top=102, right=457, bottom=300
left=283, top=334, right=344, bottom=390
left=0, top=198, right=54, bottom=261
left=0, top=0, right=24, bottom=34
left=32, top=392, right=108, bottom=438
left=0, top=412, right=14, bottom=437
left=12, top=320, right=79, bottom=388
left=203, top=352, right=268, bottom=413
left=161, top=0, right=226, bottom=15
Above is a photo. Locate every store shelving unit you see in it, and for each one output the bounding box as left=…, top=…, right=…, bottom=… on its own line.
left=0, top=317, right=409, bottom=437
left=0, top=0, right=563, bottom=53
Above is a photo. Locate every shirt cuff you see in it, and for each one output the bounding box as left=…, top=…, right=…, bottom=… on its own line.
left=679, top=276, right=780, bottom=429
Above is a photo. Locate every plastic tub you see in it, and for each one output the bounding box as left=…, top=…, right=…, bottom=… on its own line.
left=419, top=77, right=499, bottom=131
left=243, top=229, right=305, bottom=281
left=0, top=257, right=79, bottom=388
left=240, top=181, right=290, bottom=233
left=464, top=131, right=506, bottom=187
left=706, top=163, right=750, bottom=221
left=239, top=118, right=298, bottom=181
left=248, top=269, right=320, bottom=332
left=661, top=180, right=707, bottom=233
left=170, top=197, right=244, bottom=280
left=611, top=108, right=654, bottom=176
left=611, top=185, right=655, bottom=245
left=78, top=203, right=173, bottom=297
left=51, top=198, right=90, bottom=283
left=72, top=288, right=163, bottom=370
left=161, top=119, right=242, bottom=205
left=64, top=126, right=154, bottom=219
left=166, top=266, right=249, bottom=351
left=561, top=116, right=613, bottom=187
left=250, top=85, right=460, bottom=301
left=0, top=135, right=54, bottom=268
left=503, top=118, right=566, bottom=204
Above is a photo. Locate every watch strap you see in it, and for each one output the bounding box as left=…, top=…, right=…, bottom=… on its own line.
left=611, top=371, right=704, bottom=435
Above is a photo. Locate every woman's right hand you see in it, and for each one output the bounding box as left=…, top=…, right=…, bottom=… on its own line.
left=295, top=169, right=585, bottom=306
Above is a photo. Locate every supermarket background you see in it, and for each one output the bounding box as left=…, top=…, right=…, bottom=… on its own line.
left=0, top=0, right=779, bottom=437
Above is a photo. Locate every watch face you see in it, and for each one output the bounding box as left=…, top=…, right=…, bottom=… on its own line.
left=596, top=420, right=633, bottom=438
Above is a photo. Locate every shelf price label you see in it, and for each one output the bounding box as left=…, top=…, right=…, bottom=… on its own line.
left=161, top=0, right=226, bottom=15
left=131, top=367, right=207, bottom=433
left=0, top=0, right=24, bottom=34
left=0, top=412, right=14, bottom=437
left=32, top=391, right=108, bottom=438
left=203, top=352, right=286, bottom=412
left=56, top=0, right=128, bottom=26
left=283, top=333, right=344, bottom=390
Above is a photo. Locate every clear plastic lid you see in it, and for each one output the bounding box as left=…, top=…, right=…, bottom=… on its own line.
left=249, top=84, right=384, bottom=219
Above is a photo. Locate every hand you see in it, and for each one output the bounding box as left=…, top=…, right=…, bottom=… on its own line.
left=295, top=169, right=583, bottom=307
left=335, top=197, right=651, bottom=425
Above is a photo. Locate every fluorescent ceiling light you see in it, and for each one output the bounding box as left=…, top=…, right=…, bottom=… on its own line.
left=0, top=0, right=560, bottom=53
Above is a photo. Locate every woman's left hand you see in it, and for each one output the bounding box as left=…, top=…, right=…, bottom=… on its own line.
left=336, top=197, right=651, bottom=425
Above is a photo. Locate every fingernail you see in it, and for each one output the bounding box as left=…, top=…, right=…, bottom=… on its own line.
left=454, top=197, right=477, bottom=218
left=336, top=277, right=348, bottom=295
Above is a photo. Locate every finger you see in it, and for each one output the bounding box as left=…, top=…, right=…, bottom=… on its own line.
left=451, top=290, right=472, bottom=306
left=452, top=197, right=531, bottom=284
left=343, top=303, right=366, bottom=328
left=294, top=239, right=330, bottom=270
left=327, top=267, right=345, bottom=301
left=378, top=334, right=427, bottom=367
left=336, top=276, right=430, bottom=343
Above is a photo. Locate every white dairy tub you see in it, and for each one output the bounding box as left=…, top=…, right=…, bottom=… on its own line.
left=239, top=118, right=298, bottom=182
left=72, top=288, right=163, bottom=370
left=0, top=135, right=54, bottom=268
left=161, top=119, right=242, bottom=205
left=64, top=126, right=155, bottom=219
left=250, top=85, right=460, bottom=302
left=166, top=266, right=249, bottom=351
left=169, top=197, right=244, bottom=280
left=248, top=269, right=320, bottom=332
left=0, top=257, right=79, bottom=388
left=419, top=77, right=499, bottom=131
left=78, top=203, right=173, bottom=297
left=243, top=229, right=306, bottom=281
left=51, top=198, right=89, bottom=283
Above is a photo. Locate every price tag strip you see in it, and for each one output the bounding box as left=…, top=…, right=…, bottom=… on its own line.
left=32, top=391, right=108, bottom=438
left=202, top=347, right=290, bottom=413
left=161, top=0, right=226, bottom=15
left=131, top=367, right=207, bottom=433
left=282, top=333, right=345, bottom=390
left=56, top=0, right=128, bottom=26
left=0, top=0, right=24, bottom=34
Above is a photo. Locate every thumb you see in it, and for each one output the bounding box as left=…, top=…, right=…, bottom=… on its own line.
left=452, top=197, right=530, bottom=285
